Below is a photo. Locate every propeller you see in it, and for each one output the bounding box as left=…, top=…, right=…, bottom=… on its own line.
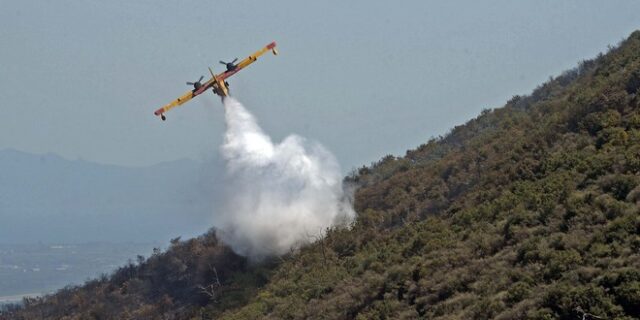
left=220, top=58, right=239, bottom=71
left=219, top=58, right=238, bottom=65
left=186, top=75, right=204, bottom=87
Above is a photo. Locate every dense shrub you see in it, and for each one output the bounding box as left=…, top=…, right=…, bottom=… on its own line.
left=5, top=30, right=640, bottom=320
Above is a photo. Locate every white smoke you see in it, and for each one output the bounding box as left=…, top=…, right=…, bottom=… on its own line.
left=216, top=97, right=355, bottom=259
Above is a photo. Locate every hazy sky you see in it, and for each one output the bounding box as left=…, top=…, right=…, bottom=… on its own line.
left=1, top=0, right=639, bottom=171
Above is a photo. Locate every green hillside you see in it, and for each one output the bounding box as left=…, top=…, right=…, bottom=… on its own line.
left=3, top=31, right=640, bottom=320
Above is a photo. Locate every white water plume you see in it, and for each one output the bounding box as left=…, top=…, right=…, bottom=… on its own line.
left=216, top=97, right=355, bottom=259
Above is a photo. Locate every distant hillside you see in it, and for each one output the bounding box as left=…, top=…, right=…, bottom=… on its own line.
left=4, top=31, right=640, bottom=319
left=0, top=149, right=217, bottom=243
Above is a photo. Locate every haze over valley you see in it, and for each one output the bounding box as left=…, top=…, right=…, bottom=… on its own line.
left=0, top=149, right=217, bottom=244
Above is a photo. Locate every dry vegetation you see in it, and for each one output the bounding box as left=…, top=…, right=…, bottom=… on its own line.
left=3, top=31, right=640, bottom=320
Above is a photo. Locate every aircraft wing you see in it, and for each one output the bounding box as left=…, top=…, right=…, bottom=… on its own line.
left=153, top=41, right=277, bottom=120
left=218, top=42, right=277, bottom=81
left=153, top=90, right=195, bottom=118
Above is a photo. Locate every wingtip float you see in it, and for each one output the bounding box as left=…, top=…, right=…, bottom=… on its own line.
left=153, top=41, right=278, bottom=121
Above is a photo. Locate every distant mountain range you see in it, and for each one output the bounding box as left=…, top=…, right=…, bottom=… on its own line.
left=0, top=149, right=221, bottom=243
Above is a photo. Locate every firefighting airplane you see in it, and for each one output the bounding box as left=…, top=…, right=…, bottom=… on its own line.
left=153, top=42, right=278, bottom=121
